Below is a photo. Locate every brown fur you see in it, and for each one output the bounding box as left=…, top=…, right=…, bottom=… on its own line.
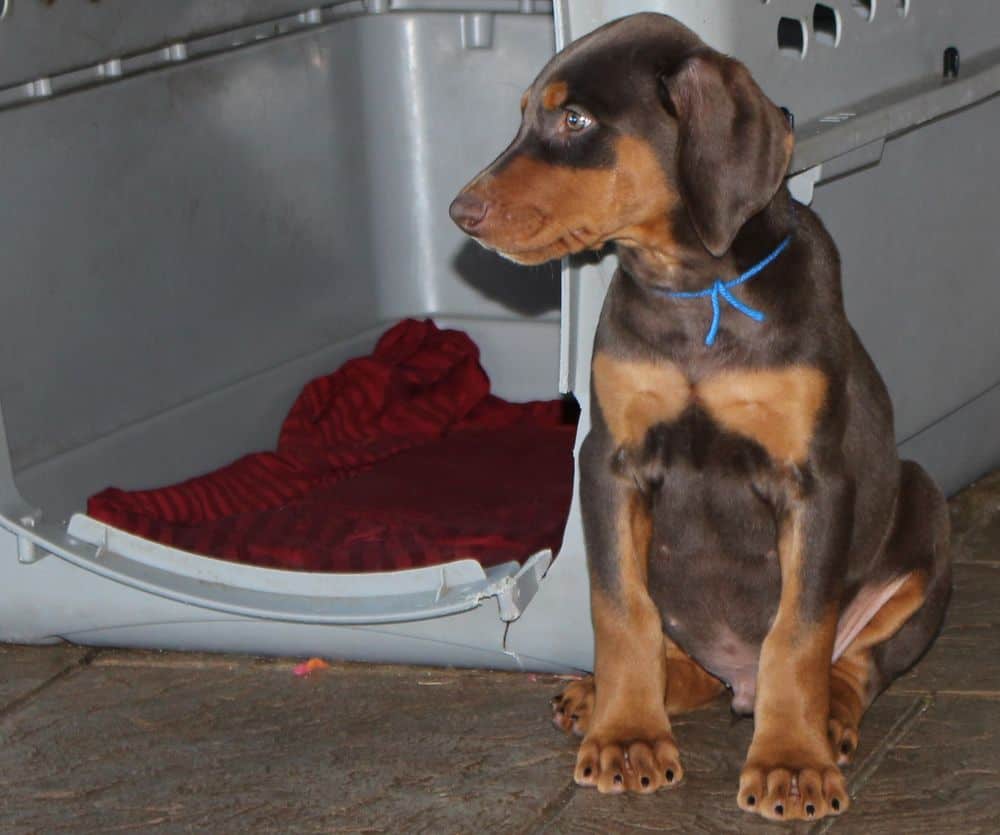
left=451, top=11, right=951, bottom=823
left=456, top=136, right=676, bottom=266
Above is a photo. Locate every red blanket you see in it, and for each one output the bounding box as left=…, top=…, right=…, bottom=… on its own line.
left=88, top=319, right=576, bottom=572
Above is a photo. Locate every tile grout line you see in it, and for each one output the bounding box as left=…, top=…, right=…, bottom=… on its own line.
left=0, top=648, right=101, bottom=722
left=810, top=693, right=934, bottom=834
left=520, top=779, right=579, bottom=835
left=892, top=688, right=1000, bottom=698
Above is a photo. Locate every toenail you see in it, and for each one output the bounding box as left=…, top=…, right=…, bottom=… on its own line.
left=583, top=767, right=592, bottom=777
left=641, top=776, right=650, bottom=787
left=613, top=774, right=623, bottom=785
left=570, top=714, right=579, bottom=721
left=747, top=795, right=756, bottom=806
left=666, top=769, right=675, bottom=783
left=832, top=798, right=841, bottom=811
left=774, top=804, right=784, bottom=816
left=841, top=741, right=853, bottom=754
left=806, top=803, right=816, bottom=817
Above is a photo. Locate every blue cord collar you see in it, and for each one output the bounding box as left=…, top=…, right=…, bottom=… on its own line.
left=656, top=234, right=792, bottom=347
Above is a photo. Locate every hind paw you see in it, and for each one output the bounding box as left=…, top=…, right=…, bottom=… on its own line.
left=551, top=678, right=594, bottom=737
left=828, top=716, right=860, bottom=765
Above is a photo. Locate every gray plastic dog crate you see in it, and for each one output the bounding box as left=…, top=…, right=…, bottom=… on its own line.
left=1, top=1, right=998, bottom=672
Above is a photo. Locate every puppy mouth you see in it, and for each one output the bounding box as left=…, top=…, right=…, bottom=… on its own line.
left=479, top=225, right=606, bottom=266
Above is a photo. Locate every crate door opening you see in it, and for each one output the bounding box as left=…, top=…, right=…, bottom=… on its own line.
left=0, top=6, right=576, bottom=652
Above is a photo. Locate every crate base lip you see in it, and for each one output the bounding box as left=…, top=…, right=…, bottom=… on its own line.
left=1, top=511, right=553, bottom=627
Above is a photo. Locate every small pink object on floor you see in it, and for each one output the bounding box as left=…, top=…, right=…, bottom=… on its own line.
left=293, top=658, right=331, bottom=677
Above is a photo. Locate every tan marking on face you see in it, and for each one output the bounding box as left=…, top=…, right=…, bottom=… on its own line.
left=698, top=366, right=828, bottom=464
left=520, top=90, right=529, bottom=113
left=592, top=353, right=690, bottom=448
left=541, top=80, right=569, bottom=110
left=461, top=135, right=676, bottom=265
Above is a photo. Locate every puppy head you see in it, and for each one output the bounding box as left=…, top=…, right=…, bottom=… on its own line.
left=449, top=13, right=793, bottom=265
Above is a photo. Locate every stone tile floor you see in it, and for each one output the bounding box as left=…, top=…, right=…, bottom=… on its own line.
left=1, top=471, right=998, bottom=834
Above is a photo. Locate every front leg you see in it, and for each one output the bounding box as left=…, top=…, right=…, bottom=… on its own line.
left=738, top=475, right=852, bottom=821
left=574, top=433, right=682, bottom=795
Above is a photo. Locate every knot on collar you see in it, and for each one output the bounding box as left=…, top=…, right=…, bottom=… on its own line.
left=661, top=234, right=792, bottom=347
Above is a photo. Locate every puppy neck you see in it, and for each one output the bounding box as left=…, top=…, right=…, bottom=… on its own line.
left=616, top=187, right=796, bottom=294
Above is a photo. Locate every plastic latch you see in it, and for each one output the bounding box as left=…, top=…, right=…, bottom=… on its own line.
left=16, top=513, right=44, bottom=564
left=493, top=551, right=551, bottom=622
left=494, top=576, right=522, bottom=622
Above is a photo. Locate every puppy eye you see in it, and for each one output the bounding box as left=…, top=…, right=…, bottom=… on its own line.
left=563, top=108, right=591, bottom=132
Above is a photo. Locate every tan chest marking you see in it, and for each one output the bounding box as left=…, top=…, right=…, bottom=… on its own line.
left=592, top=353, right=690, bottom=447
left=592, top=354, right=828, bottom=465
left=697, top=367, right=828, bottom=464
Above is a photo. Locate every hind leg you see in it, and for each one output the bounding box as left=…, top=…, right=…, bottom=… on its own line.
left=828, top=461, right=952, bottom=765
left=552, top=637, right=725, bottom=737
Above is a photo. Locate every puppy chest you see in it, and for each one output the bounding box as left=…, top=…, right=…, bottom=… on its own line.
left=593, top=353, right=829, bottom=467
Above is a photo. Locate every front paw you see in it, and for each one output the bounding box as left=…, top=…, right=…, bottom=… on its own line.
left=574, top=730, right=682, bottom=795
left=738, top=754, right=848, bottom=821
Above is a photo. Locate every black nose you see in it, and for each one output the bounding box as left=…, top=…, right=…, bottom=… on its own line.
left=449, top=191, right=489, bottom=232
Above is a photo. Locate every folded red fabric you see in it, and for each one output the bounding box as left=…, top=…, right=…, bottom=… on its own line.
left=88, top=319, right=576, bottom=572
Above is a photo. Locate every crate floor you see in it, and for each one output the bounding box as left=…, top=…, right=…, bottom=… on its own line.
left=2, top=471, right=998, bottom=834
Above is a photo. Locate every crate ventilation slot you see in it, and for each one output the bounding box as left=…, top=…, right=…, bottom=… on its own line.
left=813, top=4, right=840, bottom=47
left=851, top=0, right=875, bottom=21
left=777, top=17, right=807, bottom=59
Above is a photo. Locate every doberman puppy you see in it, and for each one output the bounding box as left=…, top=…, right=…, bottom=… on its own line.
left=449, top=12, right=951, bottom=822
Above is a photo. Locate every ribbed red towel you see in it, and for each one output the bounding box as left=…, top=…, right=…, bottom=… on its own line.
left=88, top=319, right=576, bottom=572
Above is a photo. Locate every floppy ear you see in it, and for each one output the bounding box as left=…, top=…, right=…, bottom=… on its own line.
left=662, top=50, right=794, bottom=257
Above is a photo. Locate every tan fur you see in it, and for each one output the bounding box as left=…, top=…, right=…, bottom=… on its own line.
left=738, top=507, right=848, bottom=820
left=698, top=366, right=828, bottom=464
left=592, top=354, right=689, bottom=447
left=541, top=80, right=569, bottom=110
left=464, top=136, right=676, bottom=265
left=552, top=636, right=724, bottom=738
left=752, top=509, right=837, bottom=750
left=593, top=355, right=827, bottom=465
left=828, top=571, right=929, bottom=763
left=663, top=638, right=727, bottom=714
left=575, top=493, right=682, bottom=794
